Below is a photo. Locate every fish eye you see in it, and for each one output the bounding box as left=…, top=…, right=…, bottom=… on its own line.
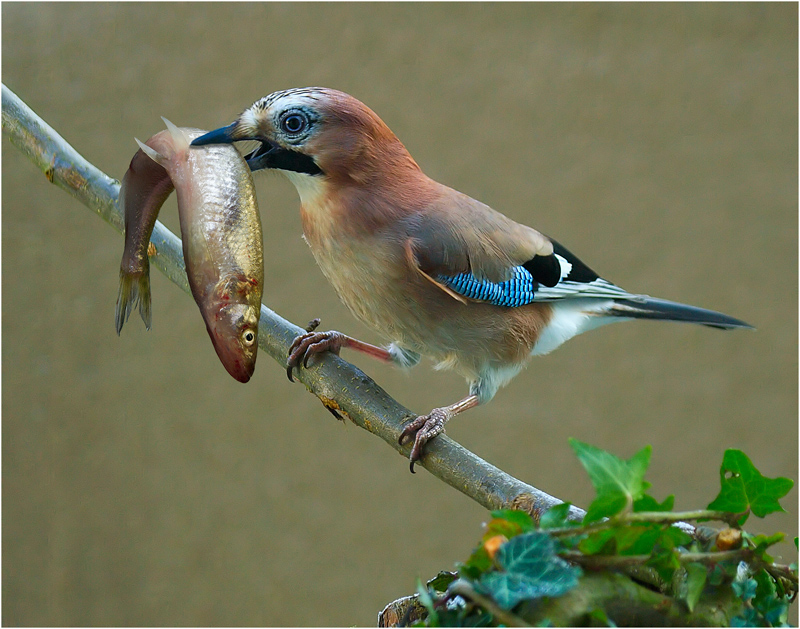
left=280, top=111, right=308, bottom=135
left=242, top=329, right=256, bottom=346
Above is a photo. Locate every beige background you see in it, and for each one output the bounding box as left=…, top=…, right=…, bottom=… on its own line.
left=3, top=4, right=796, bottom=626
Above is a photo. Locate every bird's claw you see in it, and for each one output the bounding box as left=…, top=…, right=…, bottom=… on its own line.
left=286, top=328, right=345, bottom=381
left=398, top=408, right=450, bottom=473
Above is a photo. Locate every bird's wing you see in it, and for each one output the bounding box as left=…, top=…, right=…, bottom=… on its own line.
left=406, top=192, right=561, bottom=288
left=438, top=239, right=639, bottom=306
left=404, top=192, right=640, bottom=306
left=407, top=201, right=641, bottom=306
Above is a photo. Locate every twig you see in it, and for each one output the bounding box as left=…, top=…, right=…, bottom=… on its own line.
left=1, top=83, right=585, bottom=522
left=546, top=509, right=740, bottom=538
left=561, top=548, right=754, bottom=569
left=448, top=580, right=532, bottom=627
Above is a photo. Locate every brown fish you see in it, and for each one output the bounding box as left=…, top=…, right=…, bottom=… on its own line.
left=116, top=118, right=263, bottom=383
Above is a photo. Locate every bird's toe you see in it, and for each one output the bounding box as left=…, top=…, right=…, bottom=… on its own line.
left=400, top=409, right=450, bottom=473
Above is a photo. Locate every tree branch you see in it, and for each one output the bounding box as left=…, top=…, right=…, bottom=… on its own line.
left=1, top=83, right=585, bottom=522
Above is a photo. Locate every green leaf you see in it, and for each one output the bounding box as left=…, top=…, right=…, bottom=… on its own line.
left=749, top=532, right=784, bottom=554
left=643, top=525, right=695, bottom=582
left=707, top=450, right=793, bottom=524
left=480, top=513, right=527, bottom=545
left=749, top=536, right=782, bottom=564
left=490, top=509, right=534, bottom=534
left=539, top=502, right=574, bottom=529
left=708, top=562, right=738, bottom=586
left=427, top=571, right=458, bottom=593
left=757, top=597, right=789, bottom=626
left=496, top=532, right=562, bottom=577
left=753, top=569, right=777, bottom=605
left=416, top=579, right=438, bottom=625
left=731, top=608, right=760, bottom=627
left=588, top=608, right=617, bottom=627
left=752, top=569, right=791, bottom=626
left=481, top=569, right=579, bottom=611
left=633, top=493, right=675, bottom=512
left=647, top=547, right=681, bottom=583
left=458, top=545, right=493, bottom=580
left=683, top=563, right=708, bottom=613
left=480, top=532, right=581, bottom=609
left=658, top=525, right=694, bottom=550
left=569, top=439, right=652, bottom=523
left=732, top=578, right=757, bottom=602
left=480, top=573, right=543, bottom=610
left=579, top=524, right=657, bottom=556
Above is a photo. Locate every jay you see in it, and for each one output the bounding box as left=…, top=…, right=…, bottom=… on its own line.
left=192, top=88, right=752, bottom=471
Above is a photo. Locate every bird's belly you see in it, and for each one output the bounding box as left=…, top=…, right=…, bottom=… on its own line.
left=308, top=241, right=551, bottom=379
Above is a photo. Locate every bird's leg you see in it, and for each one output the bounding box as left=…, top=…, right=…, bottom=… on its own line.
left=287, top=325, right=394, bottom=381
left=399, top=394, right=481, bottom=472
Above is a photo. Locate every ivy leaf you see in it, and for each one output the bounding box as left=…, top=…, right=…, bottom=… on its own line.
left=569, top=439, right=651, bottom=523
left=757, top=597, right=789, bottom=626
left=643, top=526, right=694, bottom=582
left=490, top=509, right=534, bottom=535
left=741, top=531, right=784, bottom=564
left=753, top=569, right=777, bottom=606
left=682, top=563, right=708, bottom=613
left=539, top=502, right=574, bottom=530
left=731, top=608, right=760, bottom=627
left=633, top=493, right=675, bottom=513
left=415, top=579, right=438, bottom=624
left=480, top=532, right=581, bottom=609
left=579, top=524, right=656, bottom=556
left=480, top=573, right=546, bottom=610
left=478, top=512, right=530, bottom=547
left=732, top=578, right=757, bottom=602
left=708, top=562, right=739, bottom=586
left=707, top=450, right=793, bottom=524
left=496, top=532, right=571, bottom=579
left=647, top=548, right=681, bottom=583
left=427, top=571, right=458, bottom=593
left=458, top=544, right=493, bottom=580
left=588, top=608, right=617, bottom=627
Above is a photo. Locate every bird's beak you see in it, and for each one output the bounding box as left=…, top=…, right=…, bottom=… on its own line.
left=191, top=122, right=241, bottom=146
left=192, top=118, right=322, bottom=175
left=191, top=121, right=278, bottom=172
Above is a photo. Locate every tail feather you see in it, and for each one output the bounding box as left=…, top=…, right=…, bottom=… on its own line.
left=608, top=297, right=754, bottom=330
left=115, top=268, right=152, bottom=334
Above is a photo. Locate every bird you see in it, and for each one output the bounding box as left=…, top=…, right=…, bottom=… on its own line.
left=191, top=87, right=753, bottom=472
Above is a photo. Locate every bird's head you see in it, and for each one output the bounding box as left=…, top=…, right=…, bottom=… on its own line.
left=192, top=88, right=418, bottom=186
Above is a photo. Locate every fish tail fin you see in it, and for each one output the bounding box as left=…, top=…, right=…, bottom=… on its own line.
left=115, top=266, right=152, bottom=334
left=161, top=117, right=191, bottom=152
left=134, top=137, right=167, bottom=166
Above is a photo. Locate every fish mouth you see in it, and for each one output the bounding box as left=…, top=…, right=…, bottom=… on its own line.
left=207, top=328, right=256, bottom=383
left=214, top=342, right=256, bottom=383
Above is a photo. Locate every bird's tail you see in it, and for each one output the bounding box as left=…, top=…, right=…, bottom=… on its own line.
left=607, top=297, right=753, bottom=330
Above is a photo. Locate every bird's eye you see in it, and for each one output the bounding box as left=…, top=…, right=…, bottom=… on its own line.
left=242, top=329, right=256, bottom=346
left=280, top=112, right=308, bottom=135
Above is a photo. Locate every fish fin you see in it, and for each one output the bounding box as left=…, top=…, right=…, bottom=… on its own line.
left=115, top=267, right=152, bottom=334
left=134, top=137, right=166, bottom=165
left=161, top=117, right=190, bottom=152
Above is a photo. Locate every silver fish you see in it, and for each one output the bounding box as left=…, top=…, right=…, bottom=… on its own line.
left=116, top=118, right=263, bottom=383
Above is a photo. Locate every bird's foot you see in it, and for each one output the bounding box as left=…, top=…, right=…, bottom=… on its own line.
left=286, top=325, right=347, bottom=381
left=398, top=407, right=453, bottom=473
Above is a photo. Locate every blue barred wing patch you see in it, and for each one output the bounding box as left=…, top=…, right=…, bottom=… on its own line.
left=437, top=258, right=636, bottom=307
left=439, top=266, right=538, bottom=307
